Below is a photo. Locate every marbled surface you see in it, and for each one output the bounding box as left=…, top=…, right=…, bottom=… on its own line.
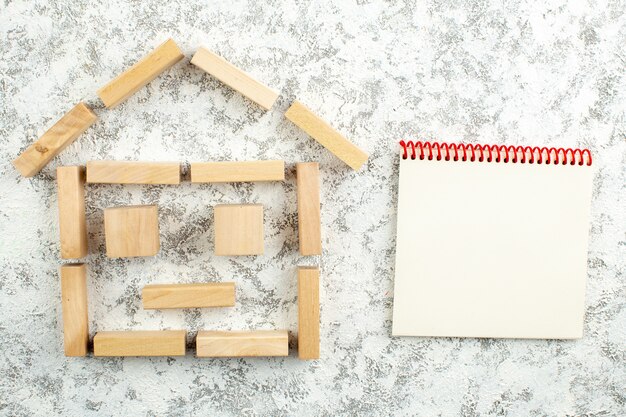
left=1, top=0, right=625, bottom=415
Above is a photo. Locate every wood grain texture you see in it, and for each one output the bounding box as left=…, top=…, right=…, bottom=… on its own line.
left=97, top=39, right=184, bottom=108
left=86, top=161, right=181, bottom=184
left=298, top=267, right=320, bottom=359
left=190, top=160, right=284, bottom=183
left=57, top=166, right=88, bottom=259
left=214, top=204, right=264, bottom=256
left=60, top=264, right=89, bottom=357
left=93, top=330, right=186, bottom=357
left=285, top=100, right=368, bottom=171
left=142, top=282, right=236, bottom=309
left=190, top=47, right=278, bottom=110
left=12, top=103, right=97, bottom=177
left=104, top=205, right=159, bottom=257
left=196, top=330, right=289, bottom=357
left=296, top=162, right=322, bottom=255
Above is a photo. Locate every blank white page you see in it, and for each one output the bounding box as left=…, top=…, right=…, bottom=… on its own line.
left=392, top=156, right=593, bottom=339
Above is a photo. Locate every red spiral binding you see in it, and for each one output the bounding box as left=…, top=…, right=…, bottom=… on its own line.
left=399, top=140, right=592, bottom=166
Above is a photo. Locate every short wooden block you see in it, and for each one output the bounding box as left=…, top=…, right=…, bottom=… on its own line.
left=196, top=330, right=289, bottom=357
left=191, top=47, right=279, bottom=110
left=60, top=264, right=89, bottom=357
left=190, top=160, right=284, bottom=183
left=296, top=162, right=322, bottom=255
left=298, top=267, right=320, bottom=359
left=214, top=204, right=264, bottom=256
left=93, top=330, right=186, bottom=357
left=104, top=205, right=160, bottom=258
left=97, top=39, right=184, bottom=108
left=285, top=100, right=368, bottom=171
left=57, top=166, right=88, bottom=259
left=86, top=161, right=181, bottom=184
left=13, top=103, right=97, bottom=177
left=143, top=282, right=236, bottom=309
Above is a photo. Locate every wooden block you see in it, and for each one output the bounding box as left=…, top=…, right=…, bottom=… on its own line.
left=296, top=162, right=322, bottom=255
left=60, top=263, right=89, bottom=357
left=97, top=39, right=184, bottom=108
left=285, top=100, right=368, bottom=171
left=93, top=330, right=186, bottom=356
left=57, top=166, right=88, bottom=259
left=13, top=103, right=97, bottom=177
left=143, top=282, right=236, bottom=309
left=298, top=267, right=320, bottom=359
left=190, top=47, right=279, bottom=110
left=190, top=160, right=284, bottom=183
left=196, top=330, right=288, bottom=357
left=214, top=204, right=264, bottom=256
left=104, top=205, right=159, bottom=257
left=86, top=161, right=181, bottom=184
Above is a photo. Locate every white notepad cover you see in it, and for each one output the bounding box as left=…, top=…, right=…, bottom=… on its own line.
left=392, top=151, right=593, bottom=339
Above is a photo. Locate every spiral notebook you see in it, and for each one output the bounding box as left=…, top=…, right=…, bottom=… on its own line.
left=392, top=141, right=593, bottom=339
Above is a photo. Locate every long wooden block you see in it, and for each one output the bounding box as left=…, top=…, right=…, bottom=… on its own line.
left=93, top=330, right=186, bottom=357
left=296, top=162, right=321, bottom=255
left=190, top=47, right=279, bottom=110
left=13, top=103, right=97, bottom=177
left=57, top=166, right=88, bottom=259
left=97, top=39, right=184, bottom=108
left=190, top=160, right=284, bottom=183
left=214, top=204, right=264, bottom=256
left=298, top=267, right=320, bottom=359
left=285, top=100, right=368, bottom=171
left=86, top=161, right=181, bottom=184
left=196, top=330, right=289, bottom=357
left=60, top=264, right=89, bottom=357
left=104, top=205, right=160, bottom=257
left=143, top=283, right=235, bottom=309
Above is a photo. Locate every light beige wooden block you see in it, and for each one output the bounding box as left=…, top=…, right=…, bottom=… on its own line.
left=104, top=205, right=159, bottom=258
left=57, top=166, right=88, bottom=259
left=13, top=103, right=97, bottom=177
left=196, top=330, right=288, bottom=357
left=93, top=330, right=186, bottom=357
left=285, top=100, right=368, bottom=171
left=97, top=39, right=184, bottom=108
left=214, top=204, right=264, bottom=256
left=190, top=160, right=284, bottom=183
left=190, top=47, right=279, bottom=110
left=60, top=263, right=89, bottom=357
left=298, top=267, right=320, bottom=359
left=86, top=161, right=181, bottom=184
left=143, top=283, right=235, bottom=309
left=296, top=162, right=322, bottom=255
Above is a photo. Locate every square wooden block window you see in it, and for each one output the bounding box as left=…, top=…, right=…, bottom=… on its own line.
left=214, top=204, right=264, bottom=256
left=104, top=205, right=160, bottom=257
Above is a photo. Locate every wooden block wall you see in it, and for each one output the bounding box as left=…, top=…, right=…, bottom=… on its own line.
left=86, top=161, right=181, bottom=184
left=298, top=266, right=320, bottom=359
left=60, top=263, right=89, bottom=357
left=296, top=162, right=322, bottom=255
left=93, top=330, right=186, bottom=356
left=196, top=330, right=288, bottom=357
left=190, top=160, right=284, bottom=183
left=57, top=166, right=88, bottom=259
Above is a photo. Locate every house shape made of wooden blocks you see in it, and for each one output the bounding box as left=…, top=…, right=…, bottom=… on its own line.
left=26, top=39, right=367, bottom=360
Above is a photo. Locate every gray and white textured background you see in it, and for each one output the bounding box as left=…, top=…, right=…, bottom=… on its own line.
left=1, top=0, right=625, bottom=415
